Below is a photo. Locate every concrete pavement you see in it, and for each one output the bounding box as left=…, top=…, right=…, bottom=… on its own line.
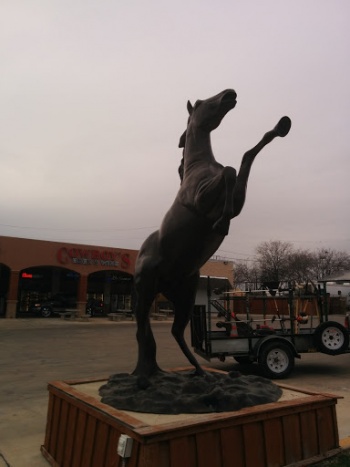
left=1, top=316, right=350, bottom=466
left=0, top=317, right=188, bottom=467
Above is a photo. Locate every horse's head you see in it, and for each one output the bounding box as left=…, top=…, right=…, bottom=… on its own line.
left=178, top=89, right=237, bottom=149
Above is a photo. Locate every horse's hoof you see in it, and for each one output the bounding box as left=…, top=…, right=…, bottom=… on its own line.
left=275, top=116, right=291, bottom=137
left=136, top=375, right=151, bottom=389
left=192, top=368, right=206, bottom=377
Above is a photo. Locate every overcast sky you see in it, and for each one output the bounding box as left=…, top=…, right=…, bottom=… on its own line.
left=1, top=1, right=349, bottom=264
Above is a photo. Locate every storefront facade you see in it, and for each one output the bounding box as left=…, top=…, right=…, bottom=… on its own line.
left=0, top=236, right=138, bottom=318
left=0, top=236, right=233, bottom=319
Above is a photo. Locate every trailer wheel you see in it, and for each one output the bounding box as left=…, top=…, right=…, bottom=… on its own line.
left=259, top=342, right=294, bottom=379
left=313, top=321, right=349, bottom=355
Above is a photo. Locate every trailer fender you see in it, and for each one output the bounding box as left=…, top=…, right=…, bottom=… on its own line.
left=253, top=336, right=300, bottom=359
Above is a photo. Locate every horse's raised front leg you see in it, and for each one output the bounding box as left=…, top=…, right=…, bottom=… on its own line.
left=167, top=272, right=205, bottom=376
left=192, top=166, right=236, bottom=236
left=232, top=116, right=291, bottom=218
left=212, top=166, right=236, bottom=235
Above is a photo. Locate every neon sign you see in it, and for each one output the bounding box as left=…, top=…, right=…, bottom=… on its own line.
left=56, top=247, right=131, bottom=269
left=21, top=272, right=33, bottom=279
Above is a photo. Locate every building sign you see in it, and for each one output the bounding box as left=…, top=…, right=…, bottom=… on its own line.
left=21, top=272, right=44, bottom=279
left=57, top=247, right=131, bottom=269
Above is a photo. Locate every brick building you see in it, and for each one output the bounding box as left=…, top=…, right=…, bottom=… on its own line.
left=0, top=236, right=233, bottom=319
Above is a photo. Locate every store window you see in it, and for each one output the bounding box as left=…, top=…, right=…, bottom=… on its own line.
left=18, top=266, right=79, bottom=316
left=88, top=270, right=134, bottom=314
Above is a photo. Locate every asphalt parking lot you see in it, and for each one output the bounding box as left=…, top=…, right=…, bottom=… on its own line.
left=0, top=317, right=349, bottom=467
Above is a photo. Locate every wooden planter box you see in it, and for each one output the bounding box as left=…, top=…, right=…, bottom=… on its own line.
left=41, top=368, right=341, bottom=467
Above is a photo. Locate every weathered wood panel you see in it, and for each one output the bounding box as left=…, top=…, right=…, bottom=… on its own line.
left=300, top=410, right=318, bottom=459
left=220, top=426, right=245, bottom=467
left=169, top=436, right=197, bottom=467
left=41, top=372, right=340, bottom=467
left=71, top=409, right=87, bottom=466
left=91, top=421, right=109, bottom=467
left=317, top=405, right=338, bottom=453
left=243, top=422, right=266, bottom=467
left=63, top=404, right=78, bottom=466
left=264, top=418, right=285, bottom=467
left=282, top=413, right=303, bottom=465
left=48, top=394, right=61, bottom=459
left=55, top=398, right=69, bottom=466
left=195, top=431, right=222, bottom=467
left=104, top=427, right=121, bottom=467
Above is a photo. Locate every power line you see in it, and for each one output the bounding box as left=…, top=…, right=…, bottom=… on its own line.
left=0, top=223, right=158, bottom=233
left=216, top=248, right=257, bottom=258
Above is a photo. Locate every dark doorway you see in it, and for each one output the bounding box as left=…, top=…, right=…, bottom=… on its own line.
left=0, top=264, right=10, bottom=317
left=87, top=270, right=133, bottom=314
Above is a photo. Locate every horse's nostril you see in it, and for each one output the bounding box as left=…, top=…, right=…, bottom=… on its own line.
left=222, top=90, right=237, bottom=103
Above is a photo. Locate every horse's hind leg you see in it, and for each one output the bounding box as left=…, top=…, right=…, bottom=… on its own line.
left=169, top=273, right=205, bottom=376
left=132, top=271, right=162, bottom=378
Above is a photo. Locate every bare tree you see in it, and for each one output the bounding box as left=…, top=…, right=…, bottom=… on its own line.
left=287, top=249, right=315, bottom=282
left=255, top=240, right=293, bottom=282
left=312, top=248, right=350, bottom=279
left=233, top=262, right=260, bottom=289
left=234, top=242, right=350, bottom=287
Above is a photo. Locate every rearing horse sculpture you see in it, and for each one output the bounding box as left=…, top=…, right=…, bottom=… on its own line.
left=133, top=89, right=291, bottom=378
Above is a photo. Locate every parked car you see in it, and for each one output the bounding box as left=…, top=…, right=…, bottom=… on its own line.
left=30, top=295, right=77, bottom=318
left=86, top=298, right=105, bottom=316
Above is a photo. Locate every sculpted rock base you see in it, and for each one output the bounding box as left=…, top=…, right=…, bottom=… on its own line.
left=99, top=370, right=282, bottom=414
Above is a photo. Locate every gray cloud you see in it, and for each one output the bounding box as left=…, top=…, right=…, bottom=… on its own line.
left=1, top=0, right=349, bottom=260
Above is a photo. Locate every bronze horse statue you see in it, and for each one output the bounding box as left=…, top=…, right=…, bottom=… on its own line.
left=133, top=89, right=291, bottom=378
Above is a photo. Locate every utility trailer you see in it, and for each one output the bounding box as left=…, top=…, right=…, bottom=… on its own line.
left=190, top=281, right=350, bottom=378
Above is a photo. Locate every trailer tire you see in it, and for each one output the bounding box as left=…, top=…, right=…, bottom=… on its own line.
left=313, top=321, right=349, bottom=355
left=258, top=341, right=294, bottom=379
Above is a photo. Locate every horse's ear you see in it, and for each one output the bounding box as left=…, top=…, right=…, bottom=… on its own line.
left=178, top=130, right=186, bottom=148
left=187, top=100, right=193, bottom=115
